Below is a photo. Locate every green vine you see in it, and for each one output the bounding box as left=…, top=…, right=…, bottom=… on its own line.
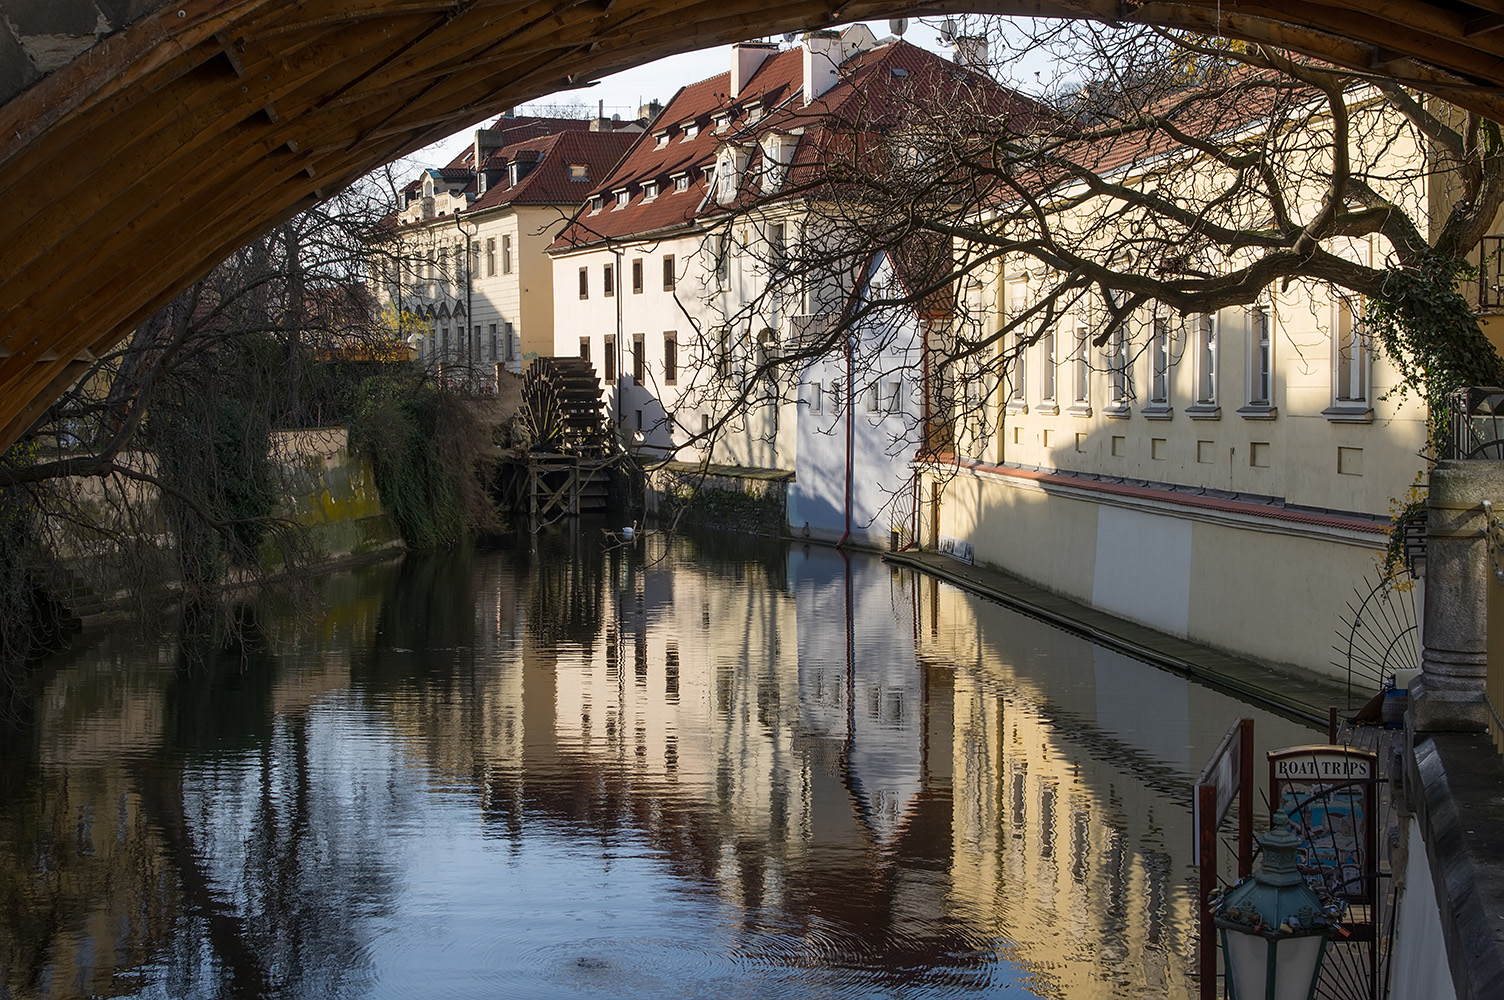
left=1367, top=252, right=1504, bottom=582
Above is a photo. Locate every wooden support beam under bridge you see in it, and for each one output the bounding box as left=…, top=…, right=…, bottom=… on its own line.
left=9, top=0, right=1504, bottom=452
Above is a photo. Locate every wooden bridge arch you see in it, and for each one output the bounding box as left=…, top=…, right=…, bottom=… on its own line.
left=3, top=0, right=1504, bottom=451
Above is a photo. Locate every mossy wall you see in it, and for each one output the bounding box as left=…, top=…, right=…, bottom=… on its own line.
left=264, top=428, right=404, bottom=566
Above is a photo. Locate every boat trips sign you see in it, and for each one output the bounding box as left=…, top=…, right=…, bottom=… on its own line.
left=1270, top=747, right=1375, bottom=781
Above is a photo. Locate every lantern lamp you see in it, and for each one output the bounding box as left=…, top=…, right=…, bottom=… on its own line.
left=1210, top=828, right=1342, bottom=1000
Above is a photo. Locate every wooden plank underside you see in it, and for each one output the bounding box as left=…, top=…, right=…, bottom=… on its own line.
left=6, top=0, right=1504, bottom=450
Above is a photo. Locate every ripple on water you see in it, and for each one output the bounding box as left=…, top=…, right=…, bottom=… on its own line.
left=463, top=920, right=1024, bottom=1000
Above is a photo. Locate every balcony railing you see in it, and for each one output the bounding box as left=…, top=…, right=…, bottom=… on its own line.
left=1444, top=386, right=1504, bottom=460
left=1482, top=236, right=1504, bottom=309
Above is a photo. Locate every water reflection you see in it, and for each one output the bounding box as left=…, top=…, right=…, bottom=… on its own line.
left=0, top=527, right=1316, bottom=999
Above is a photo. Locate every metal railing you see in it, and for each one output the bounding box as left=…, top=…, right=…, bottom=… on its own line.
left=1443, top=386, right=1504, bottom=460
left=1480, top=236, right=1504, bottom=309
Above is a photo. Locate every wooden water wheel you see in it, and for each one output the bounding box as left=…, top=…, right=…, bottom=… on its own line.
left=523, top=356, right=608, bottom=455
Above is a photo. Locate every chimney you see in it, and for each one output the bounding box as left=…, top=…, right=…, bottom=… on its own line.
left=802, top=30, right=842, bottom=105
left=953, top=35, right=988, bottom=73
left=473, top=128, right=501, bottom=179
left=731, top=42, right=778, bottom=99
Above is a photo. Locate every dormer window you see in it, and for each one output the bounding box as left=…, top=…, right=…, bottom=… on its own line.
left=683, top=123, right=700, bottom=140
left=509, top=162, right=521, bottom=186
left=760, top=133, right=797, bottom=194
left=673, top=173, right=689, bottom=193
left=589, top=195, right=603, bottom=212
left=568, top=163, right=589, bottom=181
left=643, top=181, right=659, bottom=201
left=713, top=113, right=731, bottom=134
left=654, top=131, right=671, bottom=148
left=713, top=145, right=749, bottom=207
left=422, top=175, right=435, bottom=198
left=614, top=189, right=630, bottom=208
left=478, top=172, right=487, bottom=195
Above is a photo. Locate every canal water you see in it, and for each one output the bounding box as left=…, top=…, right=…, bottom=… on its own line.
left=0, top=527, right=1318, bottom=1000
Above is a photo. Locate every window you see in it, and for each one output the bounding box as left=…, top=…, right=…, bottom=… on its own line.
left=472, top=325, right=480, bottom=360
left=1329, top=295, right=1371, bottom=418
left=1247, top=301, right=1273, bottom=409
left=579, top=336, right=590, bottom=361
left=1149, top=316, right=1171, bottom=406
left=716, top=326, right=731, bottom=378
left=604, top=262, right=614, bottom=297
left=663, top=255, right=675, bottom=290
left=489, top=323, right=497, bottom=360
left=485, top=238, right=496, bottom=276
left=1010, top=332, right=1028, bottom=404
left=1073, top=324, right=1091, bottom=409
left=603, top=335, right=616, bottom=383
left=769, top=222, right=786, bottom=272
left=568, top=163, right=589, bottom=181
left=715, top=229, right=731, bottom=285
left=643, top=181, right=659, bottom=200
left=1194, top=313, right=1219, bottom=410
left=632, top=257, right=643, bottom=294
left=883, top=380, right=903, bottom=414
left=664, top=332, right=677, bottom=384
left=1007, top=279, right=1028, bottom=405
left=615, top=189, right=629, bottom=208
left=1041, top=331, right=1056, bottom=404
left=1107, top=325, right=1130, bottom=411
left=808, top=381, right=823, bottom=414
left=469, top=241, right=480, bottom=277
left=502, top=235, right=513, bottom=275
left=674, top=174, right=689, bottom=193
left=632, top=333, right=645, bottom=384
left=589, top=195, right=603, bottom=212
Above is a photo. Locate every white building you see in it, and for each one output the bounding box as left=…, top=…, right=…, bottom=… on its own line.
left=548, top=30, right=1028, bottom=482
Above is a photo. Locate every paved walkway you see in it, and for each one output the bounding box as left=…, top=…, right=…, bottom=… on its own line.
left=884, top=549, right=1355, bottom=727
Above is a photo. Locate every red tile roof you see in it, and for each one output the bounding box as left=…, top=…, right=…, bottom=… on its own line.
left=469, top=130, right=636, bottom=211
left=550, top=40, right=1039, bottom=252
left=387, top=121, right=636, bottom=228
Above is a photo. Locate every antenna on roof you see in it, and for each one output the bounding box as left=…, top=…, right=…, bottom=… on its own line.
left=889, top=18, right=908, bottom=37
left=782, top=31, right=797, bottom=44
left=938, top=18, right=956, bottom=45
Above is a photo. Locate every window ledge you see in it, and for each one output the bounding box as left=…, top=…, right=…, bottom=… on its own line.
left=1186, top=404, right=1221, bottom=420
left=1006, top=400, right=1029, bottom=414
left=1236, top=404, right=1278, bottom=421
left=1067, top=403, right=1093, bottom=418
left=1323, top=404, right=1374, bottom=424
left=1103, top=403, right=1131, bottom=420
left=1036, top=402, right=1060, bottom=416
left=1142, top=404, right=1173, bottom=421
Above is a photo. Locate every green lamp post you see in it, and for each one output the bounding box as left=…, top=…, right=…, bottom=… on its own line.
left=1210, top=828, right=1343, bottom=1000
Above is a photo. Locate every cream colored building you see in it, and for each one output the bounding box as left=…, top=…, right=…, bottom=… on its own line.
left=922, top=90, right=1433, bottom=684
left=374, top=115, right=636, bottom=385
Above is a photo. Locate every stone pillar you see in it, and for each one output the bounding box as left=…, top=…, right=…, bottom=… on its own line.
left=1410, top=460, right=1504, bottom=731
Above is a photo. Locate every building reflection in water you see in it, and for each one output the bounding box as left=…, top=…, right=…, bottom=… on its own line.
left=0, top=529, right=1318, bottom=999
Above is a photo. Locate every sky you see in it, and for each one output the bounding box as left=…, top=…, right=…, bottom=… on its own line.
left=406, top=16, right=1057, bottom=171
